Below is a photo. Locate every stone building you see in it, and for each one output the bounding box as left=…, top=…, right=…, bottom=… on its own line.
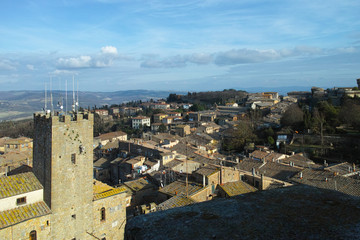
left=0, top=112, right=127, bottom=240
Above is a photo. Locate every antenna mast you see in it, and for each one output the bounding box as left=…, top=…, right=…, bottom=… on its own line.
left=50, top=76, right=54, bottom=114
left=76, top=78, right=79, bottom=113
left=72, top=75, right=75, bottom=112
left=44, top=82, right=47, bottom=113
left=186, top=140, right=189, bottom=198
left=65, top=79, right=68, bottom=113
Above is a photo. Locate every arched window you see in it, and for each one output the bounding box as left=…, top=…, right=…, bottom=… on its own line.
left=100, top=207, right=106, bottom=221
left=29, top=230, right=37, bottom=240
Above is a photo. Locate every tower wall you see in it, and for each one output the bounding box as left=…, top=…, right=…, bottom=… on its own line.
left=33, top=112, right=95, bottom=239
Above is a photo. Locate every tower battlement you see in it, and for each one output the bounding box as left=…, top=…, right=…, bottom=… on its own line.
left=34, top=112, right=94, bottom=124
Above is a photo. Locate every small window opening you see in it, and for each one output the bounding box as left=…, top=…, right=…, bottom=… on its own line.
left=71, top=153, right=76, bottom=164
left=72, top=214, right=76, bottom=219
left=16, top=197, right=26, bottom=205
left=29, top=230, right=37, bottom=240
left=101, top=207, right=106, bottom=221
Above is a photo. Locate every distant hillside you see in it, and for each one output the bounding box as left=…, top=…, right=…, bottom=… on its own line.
left=0, top=90, right=185, bottom=121
left=241, top=86, right=312, bottom=95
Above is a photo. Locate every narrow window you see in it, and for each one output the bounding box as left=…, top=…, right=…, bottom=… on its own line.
left=72, top=214, right=76, bottom=219
left=71, top=153, right=76, bottom=164
left=16, top=197, right=26, bottom=205
left=100, top=207, right=106, bottom=221
left=29, top=230, right=37, bottom=240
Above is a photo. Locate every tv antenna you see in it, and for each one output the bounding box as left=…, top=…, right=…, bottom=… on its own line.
left=72, top=75, right=75, bottom=112
left=50, top=76, right=54, bottom=114
left=44, top=82, right=47, bottom=113
left=65, top=78, right=68, bottom=113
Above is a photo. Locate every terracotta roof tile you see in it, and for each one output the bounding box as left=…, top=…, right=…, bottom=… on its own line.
left=0, top=172, right=42, bottom=199
left=0, top=201, right=51, bottom=229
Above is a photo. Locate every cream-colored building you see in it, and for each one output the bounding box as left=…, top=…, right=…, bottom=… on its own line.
left=0, top=112, right=127, bottom=240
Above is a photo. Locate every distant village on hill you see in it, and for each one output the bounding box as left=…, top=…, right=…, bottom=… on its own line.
left=1, top=79, right=360, bottom=239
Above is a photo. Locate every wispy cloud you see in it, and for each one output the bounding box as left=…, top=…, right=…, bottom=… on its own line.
left=139, top=46, right=345, bottom=68
left=0, top=59, right=17, bottom=71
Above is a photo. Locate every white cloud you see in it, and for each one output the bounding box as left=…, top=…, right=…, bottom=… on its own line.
left=0, top=59, right=17, bottom=71
left=56, top=46, right=120, bottom=69
left=52, top=69, right=77, bottom=75
left=57, top=55, right=92, bottom=68
left=101, top=46, right=118, bottom=55
left=26, top=64, right=35, bottom=70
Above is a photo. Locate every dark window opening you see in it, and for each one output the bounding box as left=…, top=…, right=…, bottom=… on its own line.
left=29, top=230, right=37, bottom=240
left=16, top=197, right=26, bottom=205
left=101, top=207, right=106, bottom=221
left=72, top=214, right=76, bottom=219
left=71, top=153, right=76, bottom=164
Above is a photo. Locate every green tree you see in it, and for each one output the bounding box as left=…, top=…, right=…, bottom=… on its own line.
left=189, top=103, right=205, bottom=112
left=280, top=104, right=304, bottom=131
left=158, top=124, right=167, bottom=133
left=222, top=120, right=257, bottom=152
left=267, top=136, right=275, bottom=145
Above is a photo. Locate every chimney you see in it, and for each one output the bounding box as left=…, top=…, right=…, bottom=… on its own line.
left=353, top=163, right=356, bottom=172
left=261, top=174, right=265, bottom=190
left=299, top=172, right=303, bottom=179
left=203, top=175, right=206, bottom=187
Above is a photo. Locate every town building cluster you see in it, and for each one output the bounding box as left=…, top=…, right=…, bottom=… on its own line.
left=1, top=80, right=360, bottom=239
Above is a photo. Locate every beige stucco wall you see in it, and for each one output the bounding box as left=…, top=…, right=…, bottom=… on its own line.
left=93, top=193, right=127, bottom=240
left=0, top=189, right=43, bottom=212
left=0, top=214, right=51, bottom=240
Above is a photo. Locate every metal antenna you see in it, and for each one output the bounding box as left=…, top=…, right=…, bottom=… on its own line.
left=76, top=78, right=79, bottom=113
left=186, top=140, right=189, bottom=198
left=72, top=75, right=75, bottom=112
left=58, top=77, right=64, bottom=112
left=44, top=82, right=47, bottom=112
left=65, top=78, right=68, bottom=114
left=50, top=76, right=54, bottom=115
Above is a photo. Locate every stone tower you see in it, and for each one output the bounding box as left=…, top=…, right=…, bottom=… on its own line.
left=33, top=112, right=94, bottom=239
left=357, top=78, right=360, bottom=89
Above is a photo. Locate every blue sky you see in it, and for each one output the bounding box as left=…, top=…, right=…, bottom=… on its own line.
left=0, top=0, right=359, bottom=92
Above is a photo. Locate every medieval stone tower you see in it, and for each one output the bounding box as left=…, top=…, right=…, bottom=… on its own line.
left=33, top=112, right=94, bottom=239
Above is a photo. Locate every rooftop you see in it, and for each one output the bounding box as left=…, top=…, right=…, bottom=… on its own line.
left=325, top=162, right=359, bottom=176
left=0, top=201, right=51, bottom=229
left=124, top=178, right=155, bottom=192
left=0, top=172, right=43, bottom=199
left=157, top=195, right=196, bottom=211
left=194, top=166, right=219, bottom=177
left=218, top=181, right=257, bottom=197
left=93, top=157, right=111, bottom=168
left=159, top=181, right=203, bottom=197
left=93, top=180, right=127, bottom=201
left=126, top=185, right=360, bottom=240
left=291, top=168, right=360, bottom=197
left=249, top=150, right=270, bottom=160
left=281, top=153, right=315, bottom=168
